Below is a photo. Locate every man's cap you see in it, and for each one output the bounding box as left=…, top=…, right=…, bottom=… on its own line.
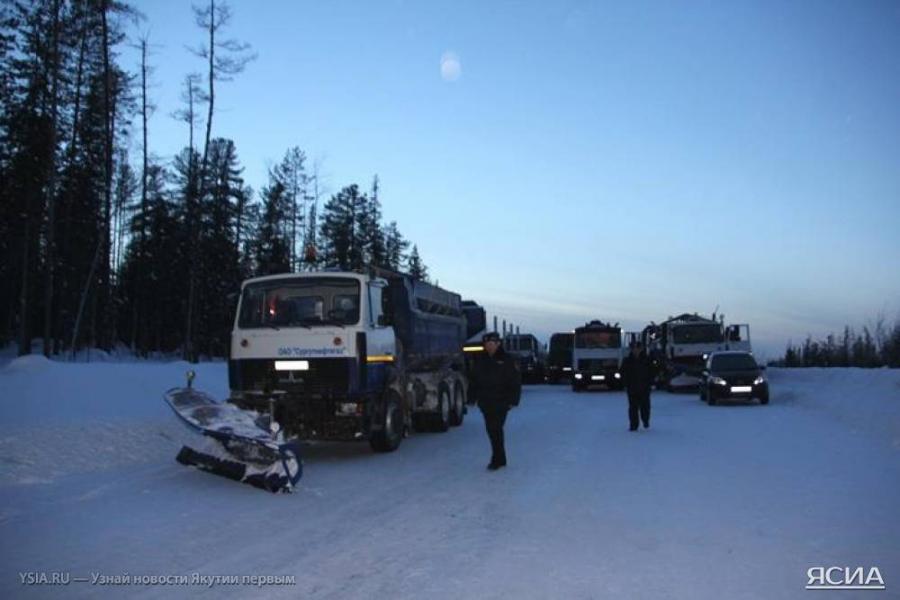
left=482, top=331, right=501, bottom=343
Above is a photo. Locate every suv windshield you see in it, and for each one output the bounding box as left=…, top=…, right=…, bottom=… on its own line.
left=711, top=353, right=758, bottom=371
left=575, top=330, right=621, bottom=349
left=238, top=277, right=361, bottom=328
left=672, top=324, right=723, bottom=344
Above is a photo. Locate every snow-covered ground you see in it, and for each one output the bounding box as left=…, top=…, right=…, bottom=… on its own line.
left=1, top=360, right=898, bottom=599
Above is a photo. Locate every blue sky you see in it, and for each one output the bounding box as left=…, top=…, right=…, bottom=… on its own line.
left=125, top=0, right=900, bottom=358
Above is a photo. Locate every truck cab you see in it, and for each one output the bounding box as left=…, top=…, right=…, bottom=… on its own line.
left=503, top=333, right=546, bottom=384
left=572, top=321, right=624, bottom=391
left=546, top=332, right=574, bottom=384
left=725, top=323, right=751, bottom=352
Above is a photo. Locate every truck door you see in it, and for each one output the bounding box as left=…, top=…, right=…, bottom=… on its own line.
left=367, top=281, right=396, bottom=359
left=726, top=324, right=751, bottom=352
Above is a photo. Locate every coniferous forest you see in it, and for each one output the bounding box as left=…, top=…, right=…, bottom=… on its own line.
left=0, top=0, right=429, bottom=361
left=772, top=320, right=900, bottom=369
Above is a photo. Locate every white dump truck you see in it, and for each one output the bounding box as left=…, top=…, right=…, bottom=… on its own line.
left=227, top=268, right=481, bottom=452
left=643, top=313, right=751, bottom=389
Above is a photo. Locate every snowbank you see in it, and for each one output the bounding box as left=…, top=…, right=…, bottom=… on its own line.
left=767, top=367, right=900, bottom=448
left=0, top=360, right=227, bottom=486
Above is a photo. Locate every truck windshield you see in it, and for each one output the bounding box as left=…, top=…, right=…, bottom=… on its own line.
left=238, top=277, right=361, bottom=328
left=548, top=333, right=574, bottom=362
left=506, top=336, right=535, bottom=352
left=575, top=330, right=621, bottom=349
left=672, top=324, right=723, bottom=344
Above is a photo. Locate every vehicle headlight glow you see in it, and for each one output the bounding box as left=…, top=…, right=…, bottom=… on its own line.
left=614, top=372, right=621, bottom=379
left=710, top=376, right=727, bottom=386
left=574, top=373, right=583, bottom=380
left=754, top=375, right=766, bottom=385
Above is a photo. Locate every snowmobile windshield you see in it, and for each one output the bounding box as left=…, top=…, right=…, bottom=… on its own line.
left=711, top=353, right=758, bottom=371
left=575, top=330, right=621, bottom=349
left=238, top=277, right=361, bottom=329
left=672, top=324, right=724, bottom=344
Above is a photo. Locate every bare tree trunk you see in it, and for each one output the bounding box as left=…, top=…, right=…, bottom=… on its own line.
left=59, top=18, right=87, bottom=355
left=101, top=1, right=115, bottom=350
left=17, top=218, right=31, bottom=356
left=184, top=72, right=199, bottom=362
left=72, top=0, right=116, bottom=356
left=134, top=37, right=150, bottom=354
left=185, top=0, right=217, bottom=363
left=42, top=0, right=63, bottom=358
left=71, top=239, right=102, bottom=358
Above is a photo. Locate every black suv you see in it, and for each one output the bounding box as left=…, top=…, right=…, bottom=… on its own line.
left=699, top=351, right=769, bottom=405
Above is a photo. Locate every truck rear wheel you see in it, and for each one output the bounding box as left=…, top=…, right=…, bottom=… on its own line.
left=433, top=386, right=451, bottom=432
left=370, top=391, right=404, bottom=452
left=449, top=383, right=465, bottom=427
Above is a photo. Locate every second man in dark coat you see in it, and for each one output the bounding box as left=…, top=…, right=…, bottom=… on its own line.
left=621, top=341, right=653, bottom=431
left=469, top=332, right=522, bottom=470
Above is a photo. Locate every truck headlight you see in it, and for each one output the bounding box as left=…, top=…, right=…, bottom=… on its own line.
left=711, top=376, right=727, bottom=386
left=574, top=373, right=583, bottom=380
left=614, top=372, right=621, bottom=379
left=753, top=375, right=766, bottom=385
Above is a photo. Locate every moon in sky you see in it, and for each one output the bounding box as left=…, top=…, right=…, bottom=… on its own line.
left=440, top=52, right=461, bottom=82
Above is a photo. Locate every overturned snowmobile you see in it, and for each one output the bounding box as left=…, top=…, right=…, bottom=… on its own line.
left=164, top=372, right=302, bottom=493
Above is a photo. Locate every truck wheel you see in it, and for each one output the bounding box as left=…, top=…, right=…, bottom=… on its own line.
left=370, top=391, right=403, bottom=452
left=433, top=386, right=451, bottom=432
left=449, top=383, right=465, bottom=427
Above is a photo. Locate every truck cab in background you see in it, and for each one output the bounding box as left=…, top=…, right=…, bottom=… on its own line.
left=546, top=332, right=574, bottom=384
left=645, top=313, right=752, bottom=390
left=504, top=333, right=546, bottom=384
left=571, top=320, right=624, bottom=391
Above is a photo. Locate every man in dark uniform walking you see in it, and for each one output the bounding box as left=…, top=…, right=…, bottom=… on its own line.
left=469, top=332, right=521, bottom=470
left=621, top=341, right=653, bottom=431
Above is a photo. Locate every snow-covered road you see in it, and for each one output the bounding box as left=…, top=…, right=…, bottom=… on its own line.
left=1, top=360, right=898, bottom=599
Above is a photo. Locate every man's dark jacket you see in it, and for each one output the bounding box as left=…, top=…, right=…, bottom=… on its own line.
left=470, top=347, right=522, bottom=410
left=621, top=351, right=653, bottom=394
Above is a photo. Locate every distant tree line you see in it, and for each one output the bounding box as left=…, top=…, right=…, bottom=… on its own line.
left=771, top=318, right=900, bottom=368
left=0, top=0, right=429, bottom=361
